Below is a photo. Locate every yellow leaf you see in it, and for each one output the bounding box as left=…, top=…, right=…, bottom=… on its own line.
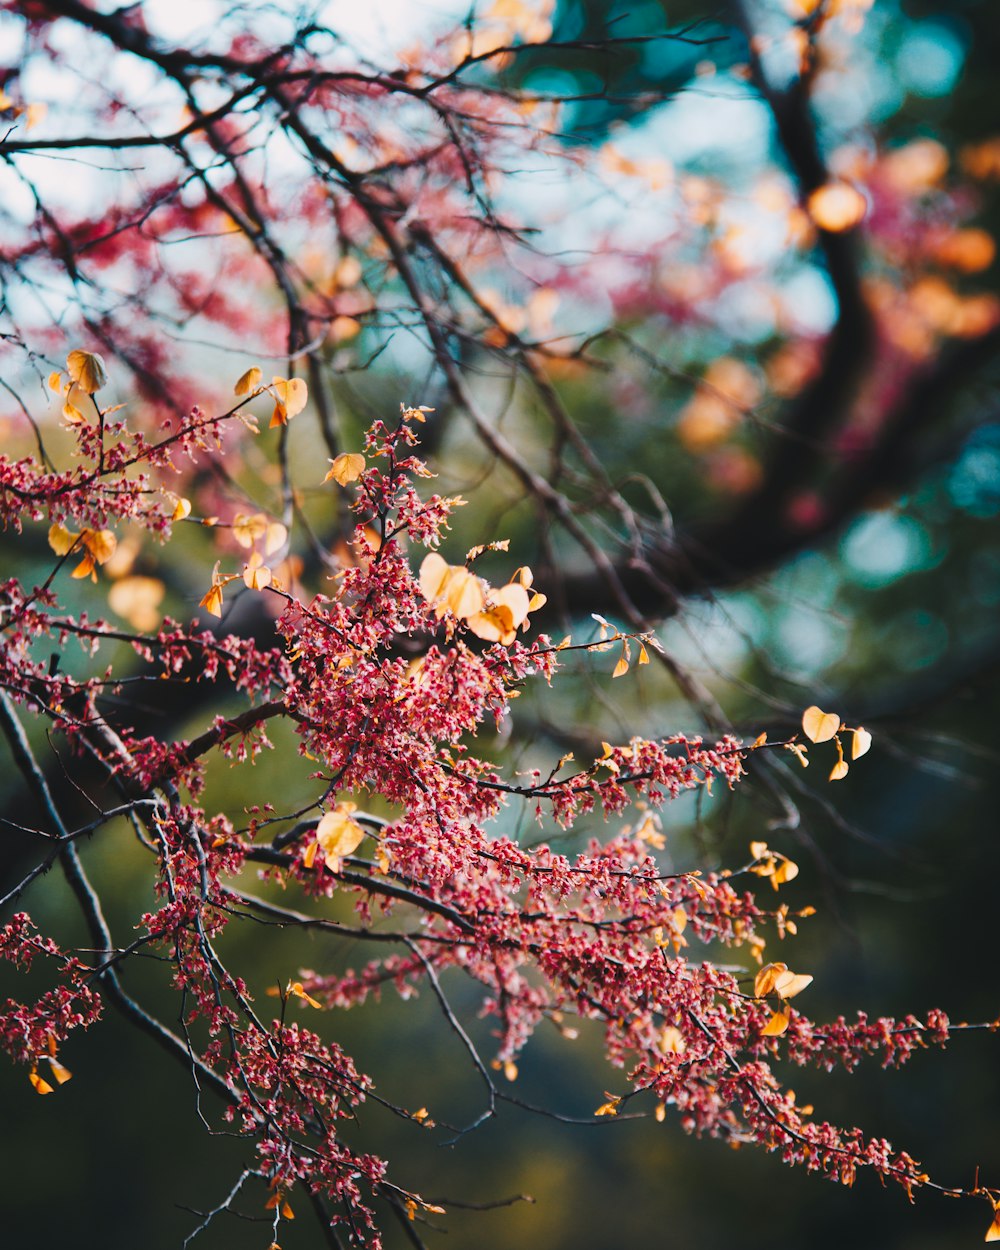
left=594, top=1095, right=621, bottom=1116
left=172, top=497, right=192, bottom=521
left=311, top=804, right=365, bottom=872
left=654, top=1102, right=666, bottom=1122
left=761, top=1010, right=790, bottom=1037
left=829, top=759, right=850, bottom=781
left=637, top=643, right=650, bottom=665
left=749, top=840, right=768, bottom=860
left=986, top=1204, right=1000, bottom=1242
left=503, top=1059, right=518, bottom=1082
left=444, top=568, right=485, bottom=622
left=66, top=349, right=108, bottom=393
left=612, top=647, right=630, bottom=678
left=754, top=963, right=787, bottom=998
left=48, top=523, right=78, bottom=556
left=325, top=453, right=366, bottom=485
left=48, top=371, right=63, bottom=393
left=234, top=366, right=262, bottom=396
left=773, top=969, right=813, bottom=1000
left=270, top=376, right=308, bottom=422
left=467, top=582, right=530, bottom=645
left=82, top=529, right=117, bottom=565
left=752, top=732, right=767, bottom=749
left=281, top=1202, right=295, bottom=1220
left=243, top=553, right=272, bottom=591
left=851, top=727, right=873, bottom=759
left=419, top=553, right=450, bottom=603
left=772, top=857, right=799, bottom=886
left=801, top=705, right=841, bottom=743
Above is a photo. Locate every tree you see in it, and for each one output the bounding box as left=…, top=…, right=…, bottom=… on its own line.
left=2, top=1, right=999, bottom=1247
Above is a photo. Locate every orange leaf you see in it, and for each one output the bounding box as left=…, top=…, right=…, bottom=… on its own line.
left=47, top=1056, right=72, bottom=1085
left=828, top=759, right=850, bottom=781
left=199, top=582, right=224, bottom=618
left=29, top=1068, right=54, bottom=1095
left=761, top=1009, right=790, bottom=1037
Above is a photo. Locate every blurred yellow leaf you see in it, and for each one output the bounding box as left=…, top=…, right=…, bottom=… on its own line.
left=330, top=315, right=361, bottom=342
left=264, top=522, right=288, bottom=556
left=232, top=512, right=267, bottom=548
left=172, top=497, right=192, bottom=521
left=109, top=576, right=165, bottom=632
left=806, top=182, right=867, bottom=233
left=829, top=759, right=850, bottom=781
left=657, top=1026, right=686, bottom=1055
left=801, top=705, right=841, bottom=743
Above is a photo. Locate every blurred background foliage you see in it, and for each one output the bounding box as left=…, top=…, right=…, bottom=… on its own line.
left=2, top=0, right=1000, bottom=1247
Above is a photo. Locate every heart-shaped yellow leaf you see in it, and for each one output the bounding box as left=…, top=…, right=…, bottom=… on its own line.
left=851, top=727, right=873, bottom=759
left=325, top=452, right=366, bottom=485
left=802, top=705, right=841, bottom=743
